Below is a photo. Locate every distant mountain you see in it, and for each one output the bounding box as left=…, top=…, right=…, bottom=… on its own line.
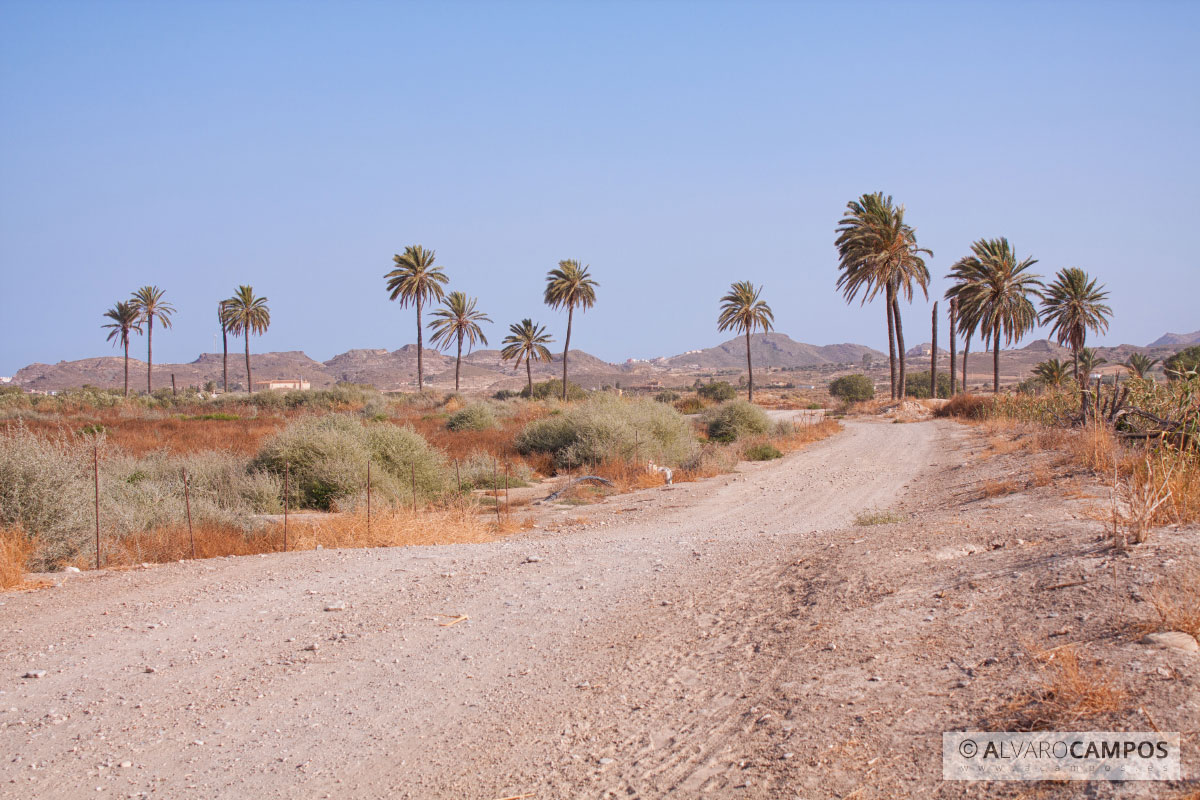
left=662, top=333, right=884, bottom=370
left=1149, top=330, right=1200, bottom=347
left=1020, top=339, right=1071, bottom=355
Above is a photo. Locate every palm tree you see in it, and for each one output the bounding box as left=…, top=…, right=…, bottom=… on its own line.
left=101, top=301, right=142, bottom=397
left=947, top=239, right=1042, bottom=393
left=385, top=245, right=449, bottom=391
left=1124, top=353, right=1159, bottom=380
left=429, top=292, right=491, bottom=392
left=544, top=260, right=598, bottom=401
left=129, top=286, right=175, bottom=394
left=217, top=299, right=232, bottom=393
left=1039, top=267, right=1112, bottom=381
left=1032, top=358, right=1070, bottom=389
left=717, top=281, right=775, bottom=402
left=220, top=286, right=271, bottom=393
left=835, top=192, right=932, bottom=399
left=945, top=259, right=987, bottom=394
left=1076, top=347, right=1107, bottom=383
left=501, top=319, right=554, bottom=397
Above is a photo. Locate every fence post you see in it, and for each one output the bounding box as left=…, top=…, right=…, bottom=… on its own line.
left=283, top=461, right=289, bottom=553
left=410, top=461, right=417, bottom=514
left=455, top=458, right=461, bottom=493
left=366, top=460, right=372, bottom=535
left=93, top=442, right=101, bottom=570
left=184, top=467, right=194, bottom=559
left=171, top=373, right=177, bottom=398
left=493, top=458, right=500, bottom=524
left=634, top=430, right=639, bottom=465
left=504, top=463, right=510, bottom=515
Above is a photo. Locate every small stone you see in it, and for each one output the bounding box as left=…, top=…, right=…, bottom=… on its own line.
left=598, top=757, right=614, bottom=765
left=323, top=604, right=345, bottom=612
left=1141, top=632, right=1199, bottom=653
left=868, top=675, right=881, bottom=682
left=65, top=566, right=81, bottom=573
left=303, top=644, right=319, bottom=652
left=143, top=666, right=156, bottom=674
left=119, top=761, right=132, bottom=769
left=23, top=670, right=47, bottom=679
left=524, top=556, right=542, bottom=563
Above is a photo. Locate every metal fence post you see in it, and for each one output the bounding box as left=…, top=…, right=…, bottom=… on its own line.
left=366, top=460, right=372, bottom=535
left=184, top=467, right=194, bottom=559
left=93, top=443, right=100, bottom=570
left=283, top=461, right=289, bottom=553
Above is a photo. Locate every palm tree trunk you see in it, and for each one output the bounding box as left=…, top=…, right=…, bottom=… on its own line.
left=562, top=305, right=573, bottom=401
left=893, top=294, right=907, bottom=399
left=416, top=296, right=424, bottom=392
left=455, top=333, right=462, bottom=393
left=1072, top=348, right=1080, bottom=383
left=245, top=334, right=253, bottom=394
left=221, top=324, right=228, bottom=393
left=885, top=284, right=897, bottom=399
left=962, top=333, right=971, bottom=393
left=146, top=317, right=154, bottom=394
left=526, top=358, right=533, bottom=397
left=123, top=338, right=129, bottom=398
left=948, top=300, right=957, bottom=396
left=930, top=301, right=938, bottom=399
left=993, top=328, right=1001, bottom=394
left=745, top=328, right=754, bottom=402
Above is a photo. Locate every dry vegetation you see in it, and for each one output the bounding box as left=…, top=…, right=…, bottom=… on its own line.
left=1001, top=645, right=1130, bottom=731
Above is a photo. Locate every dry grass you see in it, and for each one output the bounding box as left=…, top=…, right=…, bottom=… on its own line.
left=1148, top=562, right=1200, bottom=639
left=1000, top=646, right=1128, bottom=731
left=981, top=479, right=1020, bottom=498
left=2, top=412, right=287, bottom=456
left=1, top=527, right=35, bottom=590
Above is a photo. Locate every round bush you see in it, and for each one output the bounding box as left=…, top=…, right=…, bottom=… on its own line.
left=703, top=400, right=770, bottom=443
left=743, top=442, right=782, bottom=461
left=697, top=381, right=737, bottom=402
left=829, top=374, right=874, bottom=402
left=446, top=403, right=497, bottom=432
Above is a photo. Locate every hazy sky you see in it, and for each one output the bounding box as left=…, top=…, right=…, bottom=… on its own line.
left=2, top=0, right=1197, bottom=375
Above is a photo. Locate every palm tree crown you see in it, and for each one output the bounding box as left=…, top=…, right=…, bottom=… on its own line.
left=385, top=245, right=449, bottom=391
left=221, top=286, right=271, bottom=393
left=718, top=280, right=774, bottom=402
left=1032, top=358, right=1071, bottom=389
left=1076, top=347, right=1107, bottom=381
left=835, top=192, right=931, bottom=399
left=429, top=292, right=492, bottom=392
left=129, top=285, right=175, bottom=394
left=946, top=238, right=1042, bottom=393
left=1040, top=267, right=1112, bottom=380
left=1124, top=353, right=1159, bottom=380
left=102, top=300, right=143, bottom=397
left=501, top=318, right=554, bottom=396
left=544, top=260, right=598, bottom=401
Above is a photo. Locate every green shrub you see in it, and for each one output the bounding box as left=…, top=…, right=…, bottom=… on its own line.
left=454, top=452, right=533, bottom=490
left=697, top=381, right=737, bottom=402
left=743, top=442, right=782, bottom=461
left=703, top=400, right=770, bottom=443
left=829, top=374, right=874, bottom=402
left=252, top=415, right=447, bottom=510
left=520, top=379, right=587, bottom=401
left=674, top=396, right=705, bottom=414
left=654, top=390, right=681, bottom=404
left=904, top=370, right=951, bottom=399
left=515, top=394, right=698, bottom=469
left=1165, top=346, right=1200, bottom=380
left=446, top=403, right=497, bottom=432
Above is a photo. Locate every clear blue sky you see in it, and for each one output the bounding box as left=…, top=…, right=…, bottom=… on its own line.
left=2, top=0, right=1197, bottom=375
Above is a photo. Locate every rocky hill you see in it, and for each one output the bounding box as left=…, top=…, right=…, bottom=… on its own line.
left=1149, top=330, right=1200, bottom=347
left=663, top=333, right=884, bottom=370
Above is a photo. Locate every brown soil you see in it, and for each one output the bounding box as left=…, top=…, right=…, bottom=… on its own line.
left=1, top=419, right=1196, bottom=798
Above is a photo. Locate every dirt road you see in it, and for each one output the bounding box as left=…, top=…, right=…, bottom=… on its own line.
left=2, top=419, right=1195, bottom=799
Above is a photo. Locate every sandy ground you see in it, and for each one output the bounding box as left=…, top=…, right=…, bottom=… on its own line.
left=2, top=419, right=1197, bottom=799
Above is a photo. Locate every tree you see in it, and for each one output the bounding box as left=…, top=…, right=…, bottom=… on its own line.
left=218, top=299, right=232, bottom=393
left=1124, top=353, right=1160, bottom=380
left=829, top=374, right=874, bottom=402
left=385, top=245, right=449, bottom=391
left=1076, top=347, right=1107, bottom=382
left=501, top=319, right=554, bottom=396
left=1039, top=267, right=1112, bottom=381
left=130, top=286, right=175, bottom=394
left=945, top=257, right=987, bottom=394
left=717, top=281, right=774, bottom=402
left=948, top=297, right=958, bottom=395
left=220, top=286, right=271, bottom=394
left=905, top=370, right=951, bottom=399
left=428, top=292, right=491, bottom=393
left=101, top=301, right=142, bottom=397
left=835, top=192, right=932, bottom=399
left=1032, top=358, right=1071, bottom=389
left=946, top=239, right=1042, bottom=393
left=543, top=260, right=598, bottom=401
left=1164, top=346, right=1200, bottom=380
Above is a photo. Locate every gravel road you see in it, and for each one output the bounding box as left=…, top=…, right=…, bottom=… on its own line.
left=9, top=417, right=1189, bottom=799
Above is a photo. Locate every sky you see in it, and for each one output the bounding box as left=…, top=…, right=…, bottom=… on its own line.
left=2, top=0, right=1198, bottom=376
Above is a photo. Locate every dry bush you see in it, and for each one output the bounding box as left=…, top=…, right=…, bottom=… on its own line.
left=982, top=479, right=1020, bottom=498
left=1001, top=646, right=1128, bottom=731
left=770, top=418, right=840, bottom=453
left=1029, top=464, right=1053, bottom=487
left=2, top=412, right=288, bottom=457
left=1, top=527, right=34, bottom=589
left=1148, top=563, right=1200, bottom=638
left=935, top=393, right=991, bottom=419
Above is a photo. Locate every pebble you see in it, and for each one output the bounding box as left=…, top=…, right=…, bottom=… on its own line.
left=23, top=671, right=46, bottom=679
left=143, top=666, right=156, bottom=674
left=524, top=556, right=542, bottom=563
left=324, top=604, right=346, bottom=612
left=303, top=644, right=319, bottom=652
left=1141, top=632, right=1199, bottom=653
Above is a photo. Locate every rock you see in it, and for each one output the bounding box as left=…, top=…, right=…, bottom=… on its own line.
left=598, top=757, right=614, bottom=765
left=524, top=556, right=542, bottom=564
left=64, top=566, right=81, bottom=573
left=303, top=644, right=319, bottom=652
left=23, top=670, right=47, bottom=679
left=324, top=604, right=346, bottom=612
left=143, top=666, right=156, bottom=674
left=1141, top=632, right=1199, bottom=653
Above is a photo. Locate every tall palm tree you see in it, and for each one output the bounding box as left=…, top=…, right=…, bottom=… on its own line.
left=129, top=286, right=175, bottom=394
left=945, top=259, right=987, bottom=394
left=220, top=286, right=271, bottom=393
left=217, top=299, right=232, bottom=393
left=1032, top=358, right=1070, bottom=389
left=1076, top=347, right=1107, bottom=383
left=1039, top=267, right=1112, bottom=381
left=544, top=260, right=598, bottom=401
left=717, top=281, right=775, bottom=402
left=501, top=318, right=554, bottom=397
left=1124, top=353, right=1159, bottom=380
left=835, top=192, right=932, bottom=399
left=385, top=245, right=449, bottom=391
left=101, top=301, right=142, bottom=398
left=947, top=239, right=1042, bottom=393
left=428, top=292, right=491, bottom=392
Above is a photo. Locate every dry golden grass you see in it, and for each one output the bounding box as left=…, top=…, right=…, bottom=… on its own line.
left=1001, top=646, right=1128, bottom=731
left=2, top=412, right=287, bottom=456
left=1, top=527, right=34, bottom=590
left=981, top=479, right=1020, bottom=498
left=1148, top=562, right=1200, bottom=639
